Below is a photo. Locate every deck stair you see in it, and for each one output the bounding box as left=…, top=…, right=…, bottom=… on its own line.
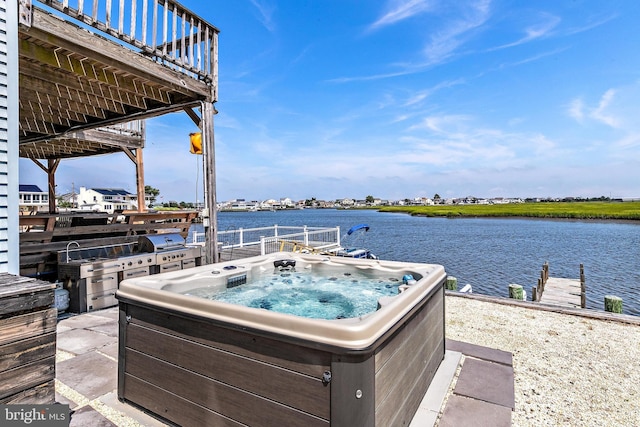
left=533, top=262, right=586, bottom=309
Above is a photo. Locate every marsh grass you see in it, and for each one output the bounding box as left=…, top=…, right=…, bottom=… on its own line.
left=378, top=201, right=640, bottom=220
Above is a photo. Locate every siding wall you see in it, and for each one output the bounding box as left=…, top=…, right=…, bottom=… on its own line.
left=0, top=0, right=19, bottom=274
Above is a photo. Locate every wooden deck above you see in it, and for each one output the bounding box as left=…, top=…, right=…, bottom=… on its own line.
left=19, top=0, right=219, bottom=158
left=16, top=1, right=220, bottom=263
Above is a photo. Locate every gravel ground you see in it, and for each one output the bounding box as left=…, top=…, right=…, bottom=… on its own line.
left=445, top=295, right=640, bottom=427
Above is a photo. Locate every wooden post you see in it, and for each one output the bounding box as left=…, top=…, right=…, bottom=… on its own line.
left=134, top=146, right=146, bottom=213
left=537, top=277, right=542, bottom=300
left=47, top=159, right=60, bottom=213
left=508, top=284, right=524, bottom=300
left=580, top=264, right=586, bottom=308
left=604, top=295, right=622, bottom=314
left=445, top=276, right=458, bottom=291
left=544, top=262, right=549, bottom=282
left=201, top=101, right=218, bottom=264
left=531, top=286, right=537, bottom=302
left=538, top=270, right=544, bottom=292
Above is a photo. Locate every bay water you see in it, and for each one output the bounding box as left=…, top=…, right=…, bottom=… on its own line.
left=191, top=209, right=640, bottom=316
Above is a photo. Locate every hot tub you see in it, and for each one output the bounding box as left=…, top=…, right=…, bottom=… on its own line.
left=116, top=252, right=447, bottom=426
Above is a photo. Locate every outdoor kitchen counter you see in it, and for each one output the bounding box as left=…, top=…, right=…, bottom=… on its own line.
left=57, top=234, right=202, bottom=313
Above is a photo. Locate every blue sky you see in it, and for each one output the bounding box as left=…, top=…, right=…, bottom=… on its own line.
left=20, top=0, right=640, bottom=203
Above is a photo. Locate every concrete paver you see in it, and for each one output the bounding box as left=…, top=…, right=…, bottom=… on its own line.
left=57, top=328, right=115, bottom=355
left=98, top=342, right=119, bottom=360
left=453, top=357, right=515, bottom=409
left=57, top=351, right=117, bottom=400
left=87, top=321, right=119, bottom=338
left=439, top=395, right=512, bottom=427
left=58, top=313, right=115, bottom=330
left=446, top=339, right=513, bottom=366
left=69, top=405, right=117, bottom=427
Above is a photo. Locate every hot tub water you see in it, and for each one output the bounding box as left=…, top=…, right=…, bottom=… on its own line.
left=183, top=268, right=404, bottom=320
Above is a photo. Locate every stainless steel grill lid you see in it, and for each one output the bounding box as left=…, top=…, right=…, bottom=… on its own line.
left=137, top=233, right=186, bottom=252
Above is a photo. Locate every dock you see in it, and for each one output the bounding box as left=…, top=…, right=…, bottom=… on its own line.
left=533, top=262, right=586, bottom=309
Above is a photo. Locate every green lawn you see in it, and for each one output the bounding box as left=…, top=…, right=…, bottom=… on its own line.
left=378, top=201, right=640, bottom=220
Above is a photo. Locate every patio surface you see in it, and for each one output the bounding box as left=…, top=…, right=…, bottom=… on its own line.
left=54, top=307, right=514, bottom=426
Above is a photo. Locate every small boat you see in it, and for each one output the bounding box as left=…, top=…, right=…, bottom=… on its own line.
left=333, top=224, right=377, bottom=259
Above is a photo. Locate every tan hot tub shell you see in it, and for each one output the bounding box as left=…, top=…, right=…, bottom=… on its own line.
left=116, top=252, right=447, bottom=426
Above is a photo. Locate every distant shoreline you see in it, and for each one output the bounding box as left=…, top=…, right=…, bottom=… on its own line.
left=377, top=201, right=640, bottom=222
left=406, top=213, right=640, bottom=225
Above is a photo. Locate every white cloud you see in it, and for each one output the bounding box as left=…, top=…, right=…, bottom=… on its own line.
left=568, top=89, right=620, bottom=128
left=530, top=133, right=556, bottom=155
left=563, top=14, right=617, bottom=37
left=402, top=78, right=465, bottom=107
left=404, top=92, right=429, bottom=107
left=488, top=13, right=561, bottom=51
left=410, top=114, right=472, bottom=134
left=368, top=0, right=434, bottom=31
left=568, top=98, right=585, bottom=122
left=423, top=0, right=492, bottom=65
left=249, top=0, right=277, bottom=33
left=591, top=89, right=619, bottom=128
left=613, top=133, right=640, bottom=151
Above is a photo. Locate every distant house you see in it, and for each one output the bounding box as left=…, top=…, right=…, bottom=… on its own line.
left=57, top=192, right=78, bottom=209
left=228, top=199, right=252, bottom=211
left=77, top=187, right=149, bottom=213
left=280, top=197, right=294, bottom=208
left=19, top=185, right=49, bottom=213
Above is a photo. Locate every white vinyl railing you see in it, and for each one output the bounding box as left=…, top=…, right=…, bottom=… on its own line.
left=36, top=0, right=219, bottom=86
left=192, top=225, right=342, bottom=255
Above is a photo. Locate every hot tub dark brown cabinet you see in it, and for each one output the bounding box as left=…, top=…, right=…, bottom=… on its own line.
left=0, top=274, right=56, bottom=404
left=117, top=281, right=445, bottom=426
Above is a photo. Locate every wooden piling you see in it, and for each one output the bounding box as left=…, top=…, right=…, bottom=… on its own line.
left=604, top=295, right=622, bottom=313
left=508, top=284, right=524, bottom=300
left=446, top=276, right=458, bottom=291
left=580, top=264, right=586, bottom=309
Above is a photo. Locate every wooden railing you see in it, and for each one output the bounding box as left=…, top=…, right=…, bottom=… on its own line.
left=37, top=0, right=219, bottom=91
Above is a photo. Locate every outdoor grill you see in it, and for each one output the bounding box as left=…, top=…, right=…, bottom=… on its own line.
left=120, top=251, right=156, bottom=281
left=137, top=233, right=200, bottom=273
left=58, top=234, right=202, bottom=313
left=137, top=233, right=186, bottom=253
